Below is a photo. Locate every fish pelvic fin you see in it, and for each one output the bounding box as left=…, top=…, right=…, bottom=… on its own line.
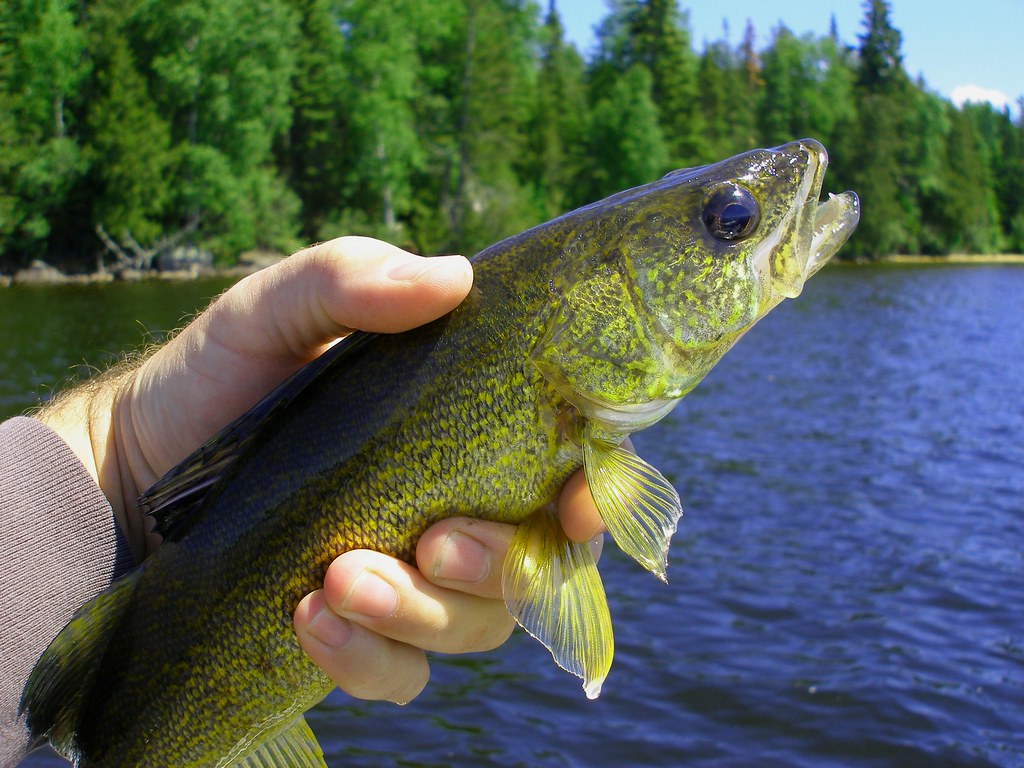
left=20, top=571, right=137, bottom=760
left=228, top=716, right=326, bottom=768
left=502, top=508, right=612, bottom=699
left=582, top=427, right=682, bottom=582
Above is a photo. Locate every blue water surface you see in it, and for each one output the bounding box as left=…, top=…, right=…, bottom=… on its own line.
left=10, top=265, right=1023, bottom=767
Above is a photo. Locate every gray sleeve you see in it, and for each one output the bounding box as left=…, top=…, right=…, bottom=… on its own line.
left=0, top=417, right=134, bottom=767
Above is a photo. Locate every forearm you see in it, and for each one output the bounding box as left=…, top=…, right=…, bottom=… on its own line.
left=0, top=417, right=135, bottom=766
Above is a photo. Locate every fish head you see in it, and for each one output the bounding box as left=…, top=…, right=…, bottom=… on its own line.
left=631, top=138, right=858, bottom=335
left=533, top=139, right=859, bottom=433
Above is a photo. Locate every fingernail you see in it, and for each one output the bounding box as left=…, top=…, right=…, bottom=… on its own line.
left=341, top=570, right=399, bottom=618
left=307, top=605, right=354, bottom=649
left=388, top=254, right=463, bottom=282
left=433, top=531, right=490, bottom=583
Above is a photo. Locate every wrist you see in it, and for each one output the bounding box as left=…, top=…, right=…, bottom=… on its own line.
left=36, top=365, right=151, bottom=561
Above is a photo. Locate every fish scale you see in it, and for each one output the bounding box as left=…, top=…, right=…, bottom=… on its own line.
left=21, top=139, right=859, bottom=766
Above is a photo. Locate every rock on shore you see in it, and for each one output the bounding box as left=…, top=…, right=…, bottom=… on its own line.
left=4, top=251, right=284, bottom=287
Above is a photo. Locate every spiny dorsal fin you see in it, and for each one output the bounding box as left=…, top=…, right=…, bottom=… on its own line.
left=582, top=427, right=682, bottom=582
left=502, top=508, right=613, bottom=699
left=139, top=331, right=378, bottom=542
left=232, top=716, right=326, bottom=768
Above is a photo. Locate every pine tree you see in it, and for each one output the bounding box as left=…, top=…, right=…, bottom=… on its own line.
left=84, top=0, right=173, bottom=248
left=281, top=0, right=348, bottom=241
left=945, top=104, right=999, bottom=252
left=844, top=0, right=916, bottom=258
left=528, top=0, right=589, bottom=216
left=737, top=20, right=763, bottom=150
left=757, top=26, right=802, bottom=147
left=757, top=26, right=854, bottom=150
left=593, top=0, right=702, bottom=165
left=993, top=102, right=1024, bottom=251
left=856, top=0, right=904, bottom=92
left=909, top=89, right=954, bottom=254
left=586, top=65, right=669, bottom=199
left=697, top=36, right=756, bottom=162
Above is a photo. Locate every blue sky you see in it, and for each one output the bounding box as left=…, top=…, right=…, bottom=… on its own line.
left=555, top=0, right=1023, bottom=115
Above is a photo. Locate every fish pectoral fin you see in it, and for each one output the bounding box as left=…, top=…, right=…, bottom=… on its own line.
left=583, top=428, right=682, bottom=582
left=234, top=716, right=326, bottom=768
left=502, top=509, right=613, bottom=699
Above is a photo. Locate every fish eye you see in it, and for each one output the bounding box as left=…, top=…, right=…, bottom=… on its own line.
left=702, top=184, right=760, bottom=242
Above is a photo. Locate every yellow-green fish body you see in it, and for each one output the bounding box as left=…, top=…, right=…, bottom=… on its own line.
left=21, top=140, right=859, bottom=766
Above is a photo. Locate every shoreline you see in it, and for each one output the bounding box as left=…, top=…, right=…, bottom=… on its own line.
left=0, top=251, right=284, bottom=288
left=879, top=253, right=1024, bottom=265
left=3, top=252, right=1022, bottom=288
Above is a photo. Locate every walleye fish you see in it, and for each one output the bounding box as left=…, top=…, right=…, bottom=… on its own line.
left=22, top=139, right=859, bottom=766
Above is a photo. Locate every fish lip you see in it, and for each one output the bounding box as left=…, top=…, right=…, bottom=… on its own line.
left=752, top=139, right=827, bottom=299
left=798, top=139, right=827, bottom=206
left=786, top=139, right=860, bottom=281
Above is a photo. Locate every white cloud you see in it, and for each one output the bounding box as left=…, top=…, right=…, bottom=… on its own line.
left=951, top=84, right=1014, bottom=111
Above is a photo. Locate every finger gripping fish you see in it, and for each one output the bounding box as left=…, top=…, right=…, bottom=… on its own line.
left=21, top=140, right=859, bottom=766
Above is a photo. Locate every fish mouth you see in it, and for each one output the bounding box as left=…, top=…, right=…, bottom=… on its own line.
left=797, top=139, right=860, bottom=280
left=807, top=189, right=861, bottom=278
left=753, top=140, right=860, bottom=301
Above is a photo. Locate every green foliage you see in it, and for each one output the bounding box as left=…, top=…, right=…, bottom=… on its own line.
left=0, top=0, right=89, bottom=263
left=447, top=0, right=540, bottom=254
left=697, top=34, right=756, bottom=162
left=337, top=0, right=430, bottom=241
left=130, top=0, right=302, bottom=259
left=1, top=0, right=1021, bottom=270
left=756, top=26, right=855, bottom=149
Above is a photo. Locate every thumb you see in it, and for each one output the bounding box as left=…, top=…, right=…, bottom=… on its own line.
left=121, top=237, right=473, bottom=498
left=220, top=236, right=475, bottom=357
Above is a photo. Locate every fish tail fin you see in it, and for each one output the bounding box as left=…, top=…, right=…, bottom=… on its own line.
left=20, top=571, right=137, bottom=760
left=502, top=508, right=613, bottom=699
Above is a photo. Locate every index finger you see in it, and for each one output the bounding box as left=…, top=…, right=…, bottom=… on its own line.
left=557, top=469, right=605, bottom=543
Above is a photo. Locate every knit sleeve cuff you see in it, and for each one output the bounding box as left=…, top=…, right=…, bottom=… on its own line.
left=0, top=416, right=135, bottom=764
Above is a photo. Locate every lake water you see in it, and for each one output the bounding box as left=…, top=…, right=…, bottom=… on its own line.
left=6, top=265, right=1023, bottom=767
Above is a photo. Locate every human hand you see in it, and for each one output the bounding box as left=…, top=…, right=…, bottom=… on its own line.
left=294, top=509, right=604, bottom=704
left=41, top=237, right=475, bottom=556
left=38, top=236, right=605, bottom=705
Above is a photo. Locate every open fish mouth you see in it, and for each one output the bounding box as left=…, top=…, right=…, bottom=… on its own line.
left=756, top=140, right=861, bottom=301
left=808, top=190, right=860, bottom=277
left=795, top=139, right=860, bottom=279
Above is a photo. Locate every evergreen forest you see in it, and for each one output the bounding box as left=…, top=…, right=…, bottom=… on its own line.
left=2, top=0, right=1022, bottom=273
